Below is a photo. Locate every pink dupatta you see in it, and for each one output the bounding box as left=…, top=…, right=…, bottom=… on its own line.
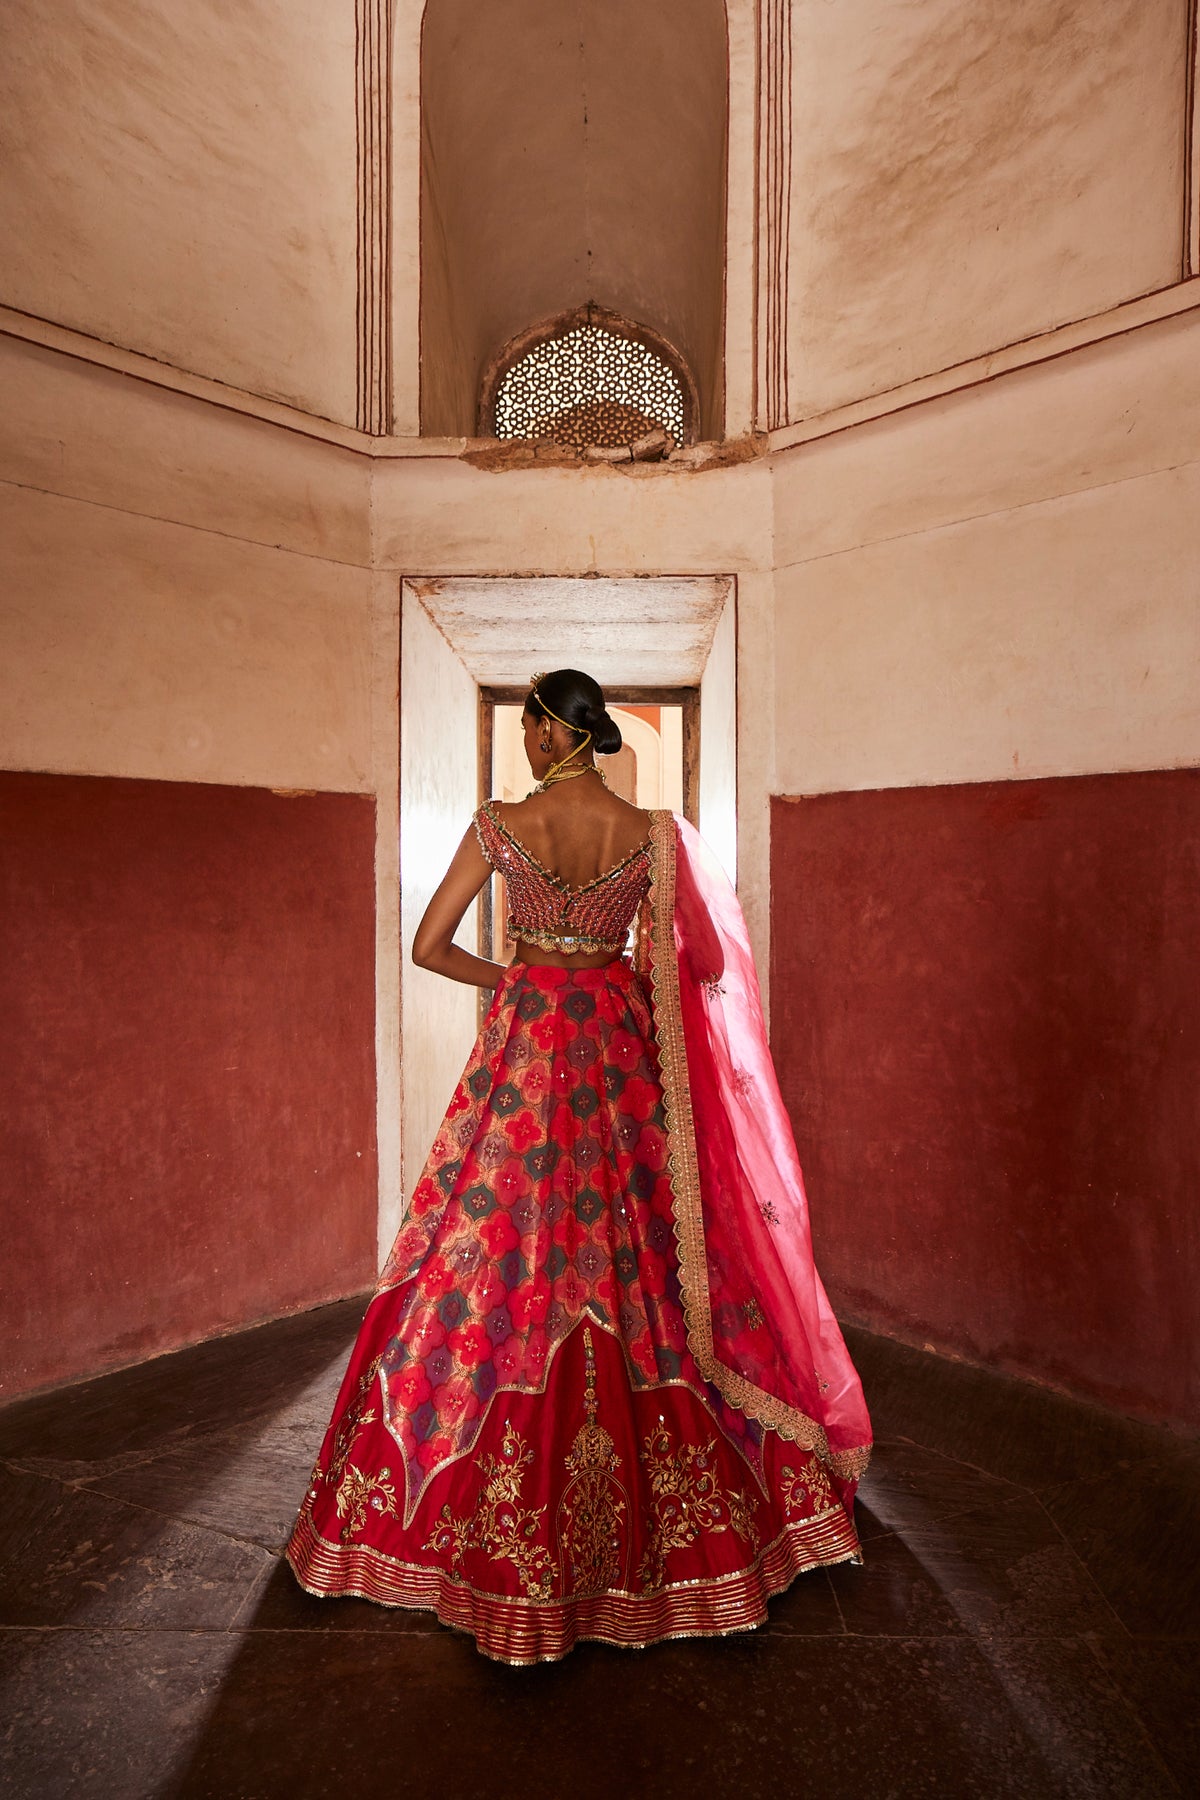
left=642, top=813, right=872, bottom=1482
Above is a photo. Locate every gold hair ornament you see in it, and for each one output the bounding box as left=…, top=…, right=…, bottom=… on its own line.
left=529, top=672, right=603, bottom=786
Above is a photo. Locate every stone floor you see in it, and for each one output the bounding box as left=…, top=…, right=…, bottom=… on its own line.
left=0, top=1300, right=1196, bottom=1800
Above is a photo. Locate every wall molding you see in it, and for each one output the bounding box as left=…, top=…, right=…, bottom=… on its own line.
left=5, top=275, right=1199, bottom=466
left=758, top=0, right=791, bottom=431
left=766, top=276, right=1200, bottom=455
left=356, top=0, right=394, bottom=435
left=1187, top=0, right=1199, bottom=275
left=0, top=305, right=466, bottom=457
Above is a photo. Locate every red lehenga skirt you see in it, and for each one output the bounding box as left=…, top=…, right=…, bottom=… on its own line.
left=286, top=959, right=863, bottom=1664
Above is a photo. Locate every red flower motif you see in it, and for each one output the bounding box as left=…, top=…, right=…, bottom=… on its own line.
left=551, top=1211, right=588, bottom=1257
left=432, top=1374, right=480, bottom=1427
left=417, top=1254, right=456, bottom=1300
left=633, top=1122, right=667, bottom=1168
left=427, top=1130, right=455, bottom=1165
left=404, top=1304, right=447, bottom=1355
left=410, top=1176, right=443, bottom=1218
left=468, top=1264, right=509, bottom=1315
left=417, top=1430, right=455, bottom=1472
left=479, top=1212, right=519, bottom=1258
left=494, top=1157, right=530, bottom=1209
left=393, top=1363, right=432, bottom=1410
left=551, top=1160, right=580, bottom=1202
left=447, top=1087, right=471, bottom=1118
left=517, top=1061, right=551, bottom=1104
left=607, top=1029, right=644, bottom=1073
left=618, top=1075, right=659, bottom=1122
left=493, top=1333, right=525, bottom=1383
left=383, top=1224, right=425, bottom=1273
left=589, top=1265, right=619, bottom=1310
left=553, top=1266, right=588, bottom=1313
left=549, top=1103, right=583, bottom=1150
left=448, top=1321, right=493, bottom=1369
left=530, top=1012, right=576, bottom=1054
left=508, top=1272, right=551, bottom=1330
left=550, top=1061, right=578, bottom=1100
left=503, top=1110, right=543, bottom=1154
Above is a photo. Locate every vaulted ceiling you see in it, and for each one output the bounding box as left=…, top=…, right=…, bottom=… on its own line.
left=419, top=0, right=727, bottom=438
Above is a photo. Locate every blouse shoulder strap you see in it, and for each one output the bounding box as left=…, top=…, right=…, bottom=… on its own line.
left=472, top=799, right=504, bottom=866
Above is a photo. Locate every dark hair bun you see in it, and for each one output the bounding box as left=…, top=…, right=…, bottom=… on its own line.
left=528, top=668, right=623, bottom=756
left=592, top=709, right=622, bottom=756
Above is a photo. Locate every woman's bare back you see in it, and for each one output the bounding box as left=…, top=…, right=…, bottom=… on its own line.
left=494, top=780, right=653, bottom=891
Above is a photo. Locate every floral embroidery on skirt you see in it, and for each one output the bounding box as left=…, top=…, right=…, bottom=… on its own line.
left=287, top=961, right=863, bottom=1664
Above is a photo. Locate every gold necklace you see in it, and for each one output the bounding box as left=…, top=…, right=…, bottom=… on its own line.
left=534, top=764, right=607, bottom=793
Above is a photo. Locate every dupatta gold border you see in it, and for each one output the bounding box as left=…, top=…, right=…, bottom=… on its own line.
left=647, top=812, right=870, bottom=1483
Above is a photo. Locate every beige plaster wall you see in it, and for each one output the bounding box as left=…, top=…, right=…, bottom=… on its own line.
left=771, top=312, right=1200, bottom=796
left=398, top=591, right=480, bottom=1208
left=786, top=0, right=1189, bottom=420
left=729, top=568, right=775, bottom=984
left=0, top=483, right=374, bottom=795
left=0, top=0, right=357, bottom=424
left=371, top=456, right=771, bottom=578
left=0, top=336, right=370, bottom=568
left=371, top=573, right=403, bottom=1262
left=699, top=596, right=739, bottom=884
left=418, top=0, right=728, bottom=436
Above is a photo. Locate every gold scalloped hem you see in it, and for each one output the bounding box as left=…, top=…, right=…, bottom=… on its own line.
left=286, top=1506, right=863, bottom=1666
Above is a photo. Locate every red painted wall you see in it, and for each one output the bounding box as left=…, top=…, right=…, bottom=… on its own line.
left=771, top=770, right=1200, bottom=1429
left=1, top=773, right=379, bottom=1400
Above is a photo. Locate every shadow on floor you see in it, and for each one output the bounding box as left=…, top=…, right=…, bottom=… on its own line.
left=1, top=1304, right=1196, bottom=1799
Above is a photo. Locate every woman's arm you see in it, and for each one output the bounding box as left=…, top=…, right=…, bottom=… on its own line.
left=411, top=825, right=508, bottom=989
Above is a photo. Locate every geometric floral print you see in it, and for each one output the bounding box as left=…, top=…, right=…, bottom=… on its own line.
left=372, top=960, right=760, bottom=1524
left=288, top=958, right=864, bottom=1662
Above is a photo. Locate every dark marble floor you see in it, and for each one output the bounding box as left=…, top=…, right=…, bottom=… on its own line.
left=1, top=1301, right=1196, bottom=1800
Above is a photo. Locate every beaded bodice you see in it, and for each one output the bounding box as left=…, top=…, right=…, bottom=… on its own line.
left=474, top=800, right=652, bottom=955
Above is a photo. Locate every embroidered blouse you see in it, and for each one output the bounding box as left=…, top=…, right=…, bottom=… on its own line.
left=473, top=799, right=652, bottom=955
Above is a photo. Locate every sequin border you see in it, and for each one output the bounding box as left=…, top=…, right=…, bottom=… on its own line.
left=287, top=1493, right=862, bottom=1666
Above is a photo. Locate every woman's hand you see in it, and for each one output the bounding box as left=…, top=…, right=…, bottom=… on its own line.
left=411, top=825, right=508, bottom=989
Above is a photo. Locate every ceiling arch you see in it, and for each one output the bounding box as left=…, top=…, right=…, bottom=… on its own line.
left=419, top=0, right=727, bottom=439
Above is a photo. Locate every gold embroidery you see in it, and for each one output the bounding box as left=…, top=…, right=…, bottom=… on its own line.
left=781, top=1456, right=834, bottom=1516
left=758, top=1199, right=779, bottom=1226
left=636, top=1416, right=760, bottom=1593
left=558, top=1328, right=628, bottom=1597
left=335, top=1461, right=398, bottom=1539
left=288, top=1500, right=865, bottom=1665
left=324, top=1355, right=383, bottom=1486
left=424, top=1423, right=554, bottom=1599
left=743, top=1297, right=764, bottom=1331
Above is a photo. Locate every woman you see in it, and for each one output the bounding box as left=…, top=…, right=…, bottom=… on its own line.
left=287, top=669, right=871, bottom=1664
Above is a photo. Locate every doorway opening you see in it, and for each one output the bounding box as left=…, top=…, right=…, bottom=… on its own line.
left=397, top=575, right=736, bottom=1242
left=477, top=685, right=699, bottom=966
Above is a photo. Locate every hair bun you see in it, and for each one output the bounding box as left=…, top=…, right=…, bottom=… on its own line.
left=592, top=708, right=623, bottom=756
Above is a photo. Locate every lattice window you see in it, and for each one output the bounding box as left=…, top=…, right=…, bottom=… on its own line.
left=493, top=325, right=686, bottom=449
